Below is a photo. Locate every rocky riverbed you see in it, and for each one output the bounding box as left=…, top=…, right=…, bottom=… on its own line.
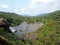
left=9, top=21, right=44, bottom=38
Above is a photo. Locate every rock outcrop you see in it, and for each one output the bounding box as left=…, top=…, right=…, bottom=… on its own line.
left=0, top=18, right=10, bottom=32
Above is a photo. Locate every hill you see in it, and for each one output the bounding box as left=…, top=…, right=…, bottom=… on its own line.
left=0, top=10, right=60, bottom=45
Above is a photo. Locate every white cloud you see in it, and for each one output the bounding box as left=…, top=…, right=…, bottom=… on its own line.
left=19, top=8, right=30, bottom=15
left=0, top=4, right=18, bottom=13
left=30, top=0, right=57, bottom=8
left=0, top=5, right=9, bottom=9
left=31, top=0, right=55, bottom=4
left=0, top=0, right=60, bottom=16
left=20, top=8, right=26, bottom=13
left=17, top=0, right=59, bottom=16
left=27, top=0, right=60, bottom=16
left=14, top=9, right=18, bottom=12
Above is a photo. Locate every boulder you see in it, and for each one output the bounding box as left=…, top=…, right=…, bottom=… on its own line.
left=0, top=18, right=11, bottom=32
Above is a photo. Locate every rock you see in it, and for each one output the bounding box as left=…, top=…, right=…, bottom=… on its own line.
left=0, top=18, right=11, bottom=32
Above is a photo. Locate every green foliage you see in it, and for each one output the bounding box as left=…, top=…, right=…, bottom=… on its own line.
left=0, top=10, right=60, bottom=45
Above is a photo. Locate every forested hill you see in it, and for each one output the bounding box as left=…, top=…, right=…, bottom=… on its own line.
left=0, top=10, right=60, bottom=24
left=42, top=10, right=60, bottom=20
left=0, top=10, right=60, bottom=45
left=0, top=12, right=28, bottom=26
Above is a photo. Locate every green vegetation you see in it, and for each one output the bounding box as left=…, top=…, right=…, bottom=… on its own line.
left=0, top=10, right=60, bottom=45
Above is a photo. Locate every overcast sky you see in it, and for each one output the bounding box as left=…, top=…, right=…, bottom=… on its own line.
left=0, top=0, right=60, bottom=16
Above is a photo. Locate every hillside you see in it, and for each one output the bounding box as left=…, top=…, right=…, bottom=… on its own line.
left=0, top=10, right=60, bottom=45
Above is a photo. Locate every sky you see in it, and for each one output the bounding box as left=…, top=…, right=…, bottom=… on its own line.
left=0, top=0, right=60, bottom=16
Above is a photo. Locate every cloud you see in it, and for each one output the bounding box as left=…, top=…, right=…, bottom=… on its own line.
left=30, top=0, right=58, bottom=8
left=17, top=0, right=59, bottom=16
left=28, top=0, right=60, bottom=16
left=0, top=0, right=60, bottom=16
left=31, top=0, right=55, bottom=4
left=0, top=4, right=18, bottom=13
left=19, top=8, right=30, bottom=15
left=0, top=5, right=9, bottom=9
left=14, top=9, right=18, bottom=12
left=20, top=8, right=26, bottom=13
left=0, top=4, right=14, bottom=12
